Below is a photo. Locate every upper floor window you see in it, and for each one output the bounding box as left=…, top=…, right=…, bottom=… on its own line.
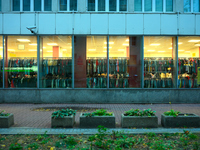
left=0, top=0, right=1, bottom=11
left=59, top=0, right=77, bottom=11
left=134, top=0, right=173, bottom=12
left=87, top=0, right=127, bottom=11
left=12, top=0, right=52, bottom=11
left=184, top=0, right=200, bottom=12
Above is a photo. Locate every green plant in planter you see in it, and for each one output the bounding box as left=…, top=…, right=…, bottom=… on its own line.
left=0, top=110, right=10, bottom=116
left=124, top=109, right=156, bottom=116
left=83, top=109, right=113, bottom=117
left=164, top=109, right=180, bottom=117
left=52, top=109, right=76, bottom=119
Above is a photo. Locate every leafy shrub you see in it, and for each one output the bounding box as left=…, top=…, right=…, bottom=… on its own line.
left=83, top=109, right=113, bottom=117
left=9, top=143, right=23, bottom=150
left=164, top=109, right=180, bottom=117
left=52, top=109, right=76, bottom=119
left=124, top=109, right=156, bottom=116
left=0, top=110, right=10, bottom=116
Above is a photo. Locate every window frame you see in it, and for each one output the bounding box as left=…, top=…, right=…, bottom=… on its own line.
left=87, top=0, right=128, bottom=12
left=184, top=0, right=200, bottom=13
left=134, top=0, right=174, bottom=13
left=59, top=0, right=78, bottom=12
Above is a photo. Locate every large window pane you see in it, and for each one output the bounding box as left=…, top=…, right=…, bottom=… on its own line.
left=44, top=0, right=52, bottom=11
left=109, top=0, right=116, bottom=11
left=145, top=0, right=152, bottom=11
left=23, top=0, right=30, bottom=11
left=184, top=0, right=191, bottom=12
left=34, top=0, right=41, bottom=11
left=60, top=0, right=67, bottom=11
left=166, top=0, right=173, bottom=12
left=98, top=0, right=105, bottom=11
left=193, top=0, right=200, bottom=12
left=144, top=36, right=177, bottom=88
left=156, top=0, right=163, bottom=11
left=0, top=0, right=2, bottom=11
left=39, top=36, right=72, bottom=88
left=178, top=36, right=200, bottom=88
left=70, top=0, right=77, bottom=11
left=109, top=36, right=142, bottom=88
left=4, top=36, right=37, bottom=88
left=0, top=36, right=2, bottom=87
left=134, top=0, right=142, bottom=11
left=13, top=0, right=20, bottom=11
left=120, top=0, right=127, bottom=11
left=88, top=0, right=95, bottom=11
left=75, top=36, right=107, bottom=88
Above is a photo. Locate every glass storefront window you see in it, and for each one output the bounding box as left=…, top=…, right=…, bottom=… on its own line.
left=4, top=36, right=37, bottom=88
left=144, top=36, right=177, bottom=88
left=178, top=36, right=200, bottom=88
left=109, top=36, right=142, bottom=88
left=88, top=0, right=95, bottom=11
left=44, top=0, right=52, bottom=11
left=34, top=0, right=41, bottom=11
left=39, top=36, right=72, bottom=88
left=0, top=36, right=2, bottom=87
left=23, top=0, right=30, bottom=11
left=13, top=0, right=20, bottom=11
left=109, top=0, right=117, bottom=11
left=75, top=36, right=107, bottom=88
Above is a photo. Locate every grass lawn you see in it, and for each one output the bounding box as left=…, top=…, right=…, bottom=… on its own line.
left=0, top=127, right=200, bottom=150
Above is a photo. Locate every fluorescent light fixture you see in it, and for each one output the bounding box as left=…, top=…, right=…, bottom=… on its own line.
left=62, top=49, right=67, bottom=51
left=147, top=50, right=155, bottom=52
left=185, top=51, right=190, bottom=53
left=29, top=49, right=37, bottom=51
left=188, top=40, right=200, bottom=42
left=118, top=49, right=124, bottom=51
left=8, top=49, right=15, bottom=51
left=144, top=47, right=145, bottom=49
left=104, top=47, right=112, bottom=49
left=103, top=51, right=107, bottom=52
left=178, top=42, right=183, bottom=45
left=88, top=49, right=96, bottom=51
left=0, top=47, right=3, bottom=48
left=122, top=43, right=129, bottom=46
left=126, top=39, right=129, bottom=42
left=17, top=39, right=30, bottom=42
left=29, top=43, right=37, bottom=46
left=104, top=42, right=114, bottom=44
left=43, top=47, right=46, bottom=49
left=168, top=47, right=172, bottom=49
left=47, top=43, right=58, bottom=46
left=47, top=51, right=53, bottom=52
left=150, top=43, right=160, bottom=46
left=194, top=44, right=200, bottom=46
left=158, top=51, right=165, bottom=52
left=178, top=50, right=184, bottom=51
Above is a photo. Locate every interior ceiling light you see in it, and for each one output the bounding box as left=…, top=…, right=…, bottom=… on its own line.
left=88, top=49, right=96, bottom=51
left=104, top=42, right=114, bottom=44
left=185, top=51, right=190, bottom=53
left=178, top=50, right=184, bottom=51
left=122, top=43, right=129, bottom=46
left=194, top=44, right=200, bottom=46
left=29, top=49, right=37, bottom=51
left=168, top=47, right=172, bottom=49
left=62, top=49, right=67, bottom=51
left=17, top=39, right=30, bottom=42
left=178, top=42, right=183, bottom=45
left=43, top=47, right=46, bottom=49
left=188, top=40, right=200, bottom=42
left=126, top=39, right=129, bottom=42
left=104, top=47, right=112, bottom=49
left=118, top=49, right=124, bottom=51
left=158, top=51, right=165, bottom=52
left=29, top=43, right=37, bottom=45
left=0, top=47, right=3, bottom=48
left=47, top=43, right=58, bottom=46
left=150, top=43, right=160, bottom=46
left=8, top=49, right=15, bottom=51
left=103, top=51, right=107, bottom=52
left=47, top=51, right=53, bottom=52
left=147, top=50, right=155, bottom=52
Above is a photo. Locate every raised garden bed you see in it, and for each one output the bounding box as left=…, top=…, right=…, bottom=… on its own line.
left=0, top=113, right=14, bottom=128
left=161, top=113, right=200, bottom=128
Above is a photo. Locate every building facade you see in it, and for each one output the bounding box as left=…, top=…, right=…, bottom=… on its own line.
left=0, top=0, right=200, bottom=103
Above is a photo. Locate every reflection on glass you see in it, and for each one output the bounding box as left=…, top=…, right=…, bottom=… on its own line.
left=70, top=0, right=77, bottom=11
left=88, top=0, right=95, bottom=11
left=109, top=0, right=116, bottom=11
left=40, top=36, right=72, bottom=88
left=134, top=0, right=142, bottom=11
left=98, top=0, right=105, bottom=11
left=178, top=37, right=200, bottom=88
left=193, top=0, right=200, bottom=12
left=109, top=36, right=142, bottom=88
left=23, top=0, right=30, bottom=11
left=156, top=0, right=163, bottom=11
left=166, top=0, right=173, bottom=12
left=0, top=36, right=2, bottom=87
left=144, top=36, right=177, bottom=88
left=44, top=0, right=52, bottom=11
left=34, top=0, right=41, bottom=11
left=120, top=0, right=127, bottom=11
left=184, top=0, right=191, bottom=12
left=13, top=0, right=20, bottom=11
left=145, top=0, right=152, bottom=11
left=60, top=0, right=67, bottom=11
left=5, top=36, right=37, bottom=88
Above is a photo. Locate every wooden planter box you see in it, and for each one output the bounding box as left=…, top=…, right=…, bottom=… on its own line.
left=161, top=113, right=200, bottom=128
left=80, top=113, right=115, bottom=128
left=121, top=114, right=158, bottom=128
left=51, top=115, right=75, bottom=128
left=0, top=114, right=14, bottom=128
